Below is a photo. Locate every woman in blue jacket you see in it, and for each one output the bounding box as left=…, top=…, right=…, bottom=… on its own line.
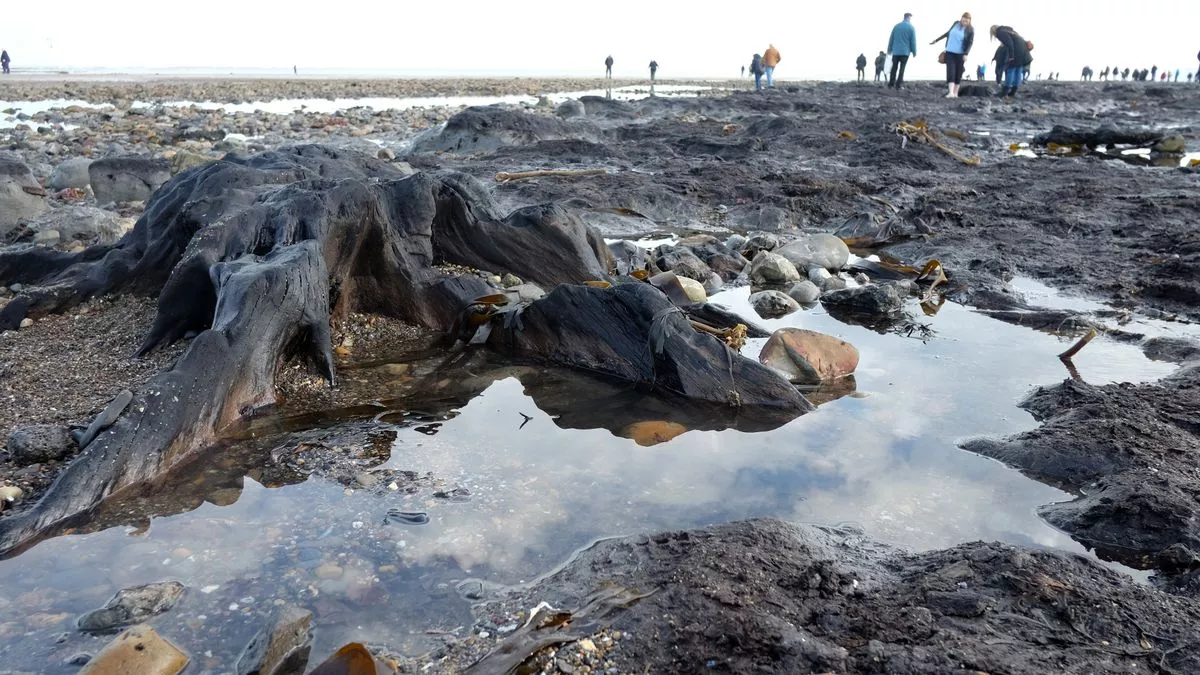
left=931, top=13, right=974, bottom=98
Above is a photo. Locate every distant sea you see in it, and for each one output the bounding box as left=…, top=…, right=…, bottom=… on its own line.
left=5, top=66, right=741, bottom=80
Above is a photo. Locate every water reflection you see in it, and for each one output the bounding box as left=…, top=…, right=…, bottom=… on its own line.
left=0, top=286, right=1180, bottom=672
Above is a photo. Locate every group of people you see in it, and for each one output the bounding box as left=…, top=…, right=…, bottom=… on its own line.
left=1, top=50, right=10, bottom=75
left=1086, top=66, right=1189, bottom=82
left=748, top=45, right=782, bottom=90
left=602, top=55, right=661, bottom=82
left=885, top=13, right=1033, bottom=97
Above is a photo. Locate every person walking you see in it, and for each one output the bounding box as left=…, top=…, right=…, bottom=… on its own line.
left=741, top=65, right=745, bottom=78
left=649, top=60, right=658, bottom=82
left=874, top=51, right=886, bottom=82
left=1151, top=65, right=1157, bottom=80
left=605, top=55, right=614, bottom=79
left=762, top=44, right=781, bottom=87
left=856, top=53, right=867, bottom=83
left=750, top=53, right=765, bottom=90
left=990, top=25, right=1032, bottom=97
left=1175, top=69, right=1180, bottom=82
left=887, top=13, right=917, bottom=89
left=930, top=12, right=974, bottom=97
left=1, top=50, right=9, bottom=75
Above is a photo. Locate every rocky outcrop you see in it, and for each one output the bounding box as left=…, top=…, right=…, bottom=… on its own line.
left=89, top=156, right=171, bottom=203
left=409, top=105, right=602, bottom=155
left=0, top=160, right=49, bottom=232
left=47, top=157, right=93, bottom=190
left=6, top=424, right=75, bottom=465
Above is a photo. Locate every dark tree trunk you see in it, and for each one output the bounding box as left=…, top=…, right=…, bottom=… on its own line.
left=0, top=145, right=808, bottom=555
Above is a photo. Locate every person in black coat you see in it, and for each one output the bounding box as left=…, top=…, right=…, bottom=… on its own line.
left=874, top=51, right=886, bottom=82
left=0, top=50, right=9, bottom=75
left=605, top=55, right=614, bottom=79
left=990, top=25, right=1032, bottom=97
left=855, top=53, right=867, bottom=83
left=992, top=45, right=1006, bottom=85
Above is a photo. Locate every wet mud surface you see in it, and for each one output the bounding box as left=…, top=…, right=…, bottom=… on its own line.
left=1, top=79, right=1199, bottom=672
left=447, top=519, right=1200, bottom=674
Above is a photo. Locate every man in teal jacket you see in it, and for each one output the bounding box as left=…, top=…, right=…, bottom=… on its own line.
left=887, top=13, right=917, bottom=89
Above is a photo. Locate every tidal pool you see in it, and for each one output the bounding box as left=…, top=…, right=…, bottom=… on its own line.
left=0, top=282, right=1182, bottom=672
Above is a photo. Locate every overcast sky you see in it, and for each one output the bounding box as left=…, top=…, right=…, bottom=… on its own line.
left=3, top=0, right=1199, bottom=80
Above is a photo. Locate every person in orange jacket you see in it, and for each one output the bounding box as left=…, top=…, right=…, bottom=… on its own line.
left=762, top=44, right=781, bottom=87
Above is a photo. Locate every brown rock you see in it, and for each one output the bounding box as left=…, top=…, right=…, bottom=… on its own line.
left=759, top=328, right=859, bottom=384
left=80, top=624, right=188, bottom=675
left=308, top=642, right=388, bottom=675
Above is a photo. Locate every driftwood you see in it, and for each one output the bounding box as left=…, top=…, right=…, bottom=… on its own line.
left=1059, top=327, right=1099, bottom=361
left=0, top=146, right=809, bottom=555
left=1033, top=125, right=1164, bottom=149
left=893, top=120, right=981, bottom=166
left=495, top=168, right=608, bottom=183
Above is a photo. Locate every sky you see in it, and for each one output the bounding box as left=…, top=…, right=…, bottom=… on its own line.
left=2, top=0, right=1199, bottom=80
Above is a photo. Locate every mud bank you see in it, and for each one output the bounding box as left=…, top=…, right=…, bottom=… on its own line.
left=436, top=519, right=1200, bottom=674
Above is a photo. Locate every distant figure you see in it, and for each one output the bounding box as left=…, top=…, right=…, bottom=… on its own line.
left=1100, top=66, right=1109, bottom=81
left=856, top=53, right=867, bottom=83
left=1161, top=72, right=1168, bottom=81
left=992, top=44, right=1006, bottom=84
left=1122, top=67, right=1130, bottom=80
left=887, top=13, right=918, bottom=89
left=605, top=55, right=614, bottom=79
left=1174, top=69, right=1179, bottom=82
left=991, top=25, right=1032, bottom=97
left=762, top=44, right=781, bottom=87
left=874, top=51, right=886, bottom=82
left=976, top=64, right=985, bottom=80
left=1189, top=73, right=1194, bottom=82
left=931, top=12, right=974, bottom=98
left=293, top=65, right=297, bottom=75
left=741, top=65, right=745, bottom=77
left=1, top=50, right=9, bottom=75
left=750, top=53, right=765, bottom=90
left=1081, top=66, right=1092, bottom=81
left=1151, top=65, right=1157, bottom=80
left=649, top=60, right=658, bottom=82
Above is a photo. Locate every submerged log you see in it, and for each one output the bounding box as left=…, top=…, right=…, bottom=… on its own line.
left=1032, top=124, right=1164, bottom=149
left=0, top=145, right=807, bottom=555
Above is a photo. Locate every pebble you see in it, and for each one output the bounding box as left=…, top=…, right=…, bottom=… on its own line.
left=315, top=563, right=344, bottom=580
left=19, top=318, right=33, bottom=328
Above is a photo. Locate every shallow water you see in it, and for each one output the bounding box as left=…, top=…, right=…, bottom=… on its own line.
left=0, top=281, right=1183, bottom=671
left=0, top=85, right=713, bottom=121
